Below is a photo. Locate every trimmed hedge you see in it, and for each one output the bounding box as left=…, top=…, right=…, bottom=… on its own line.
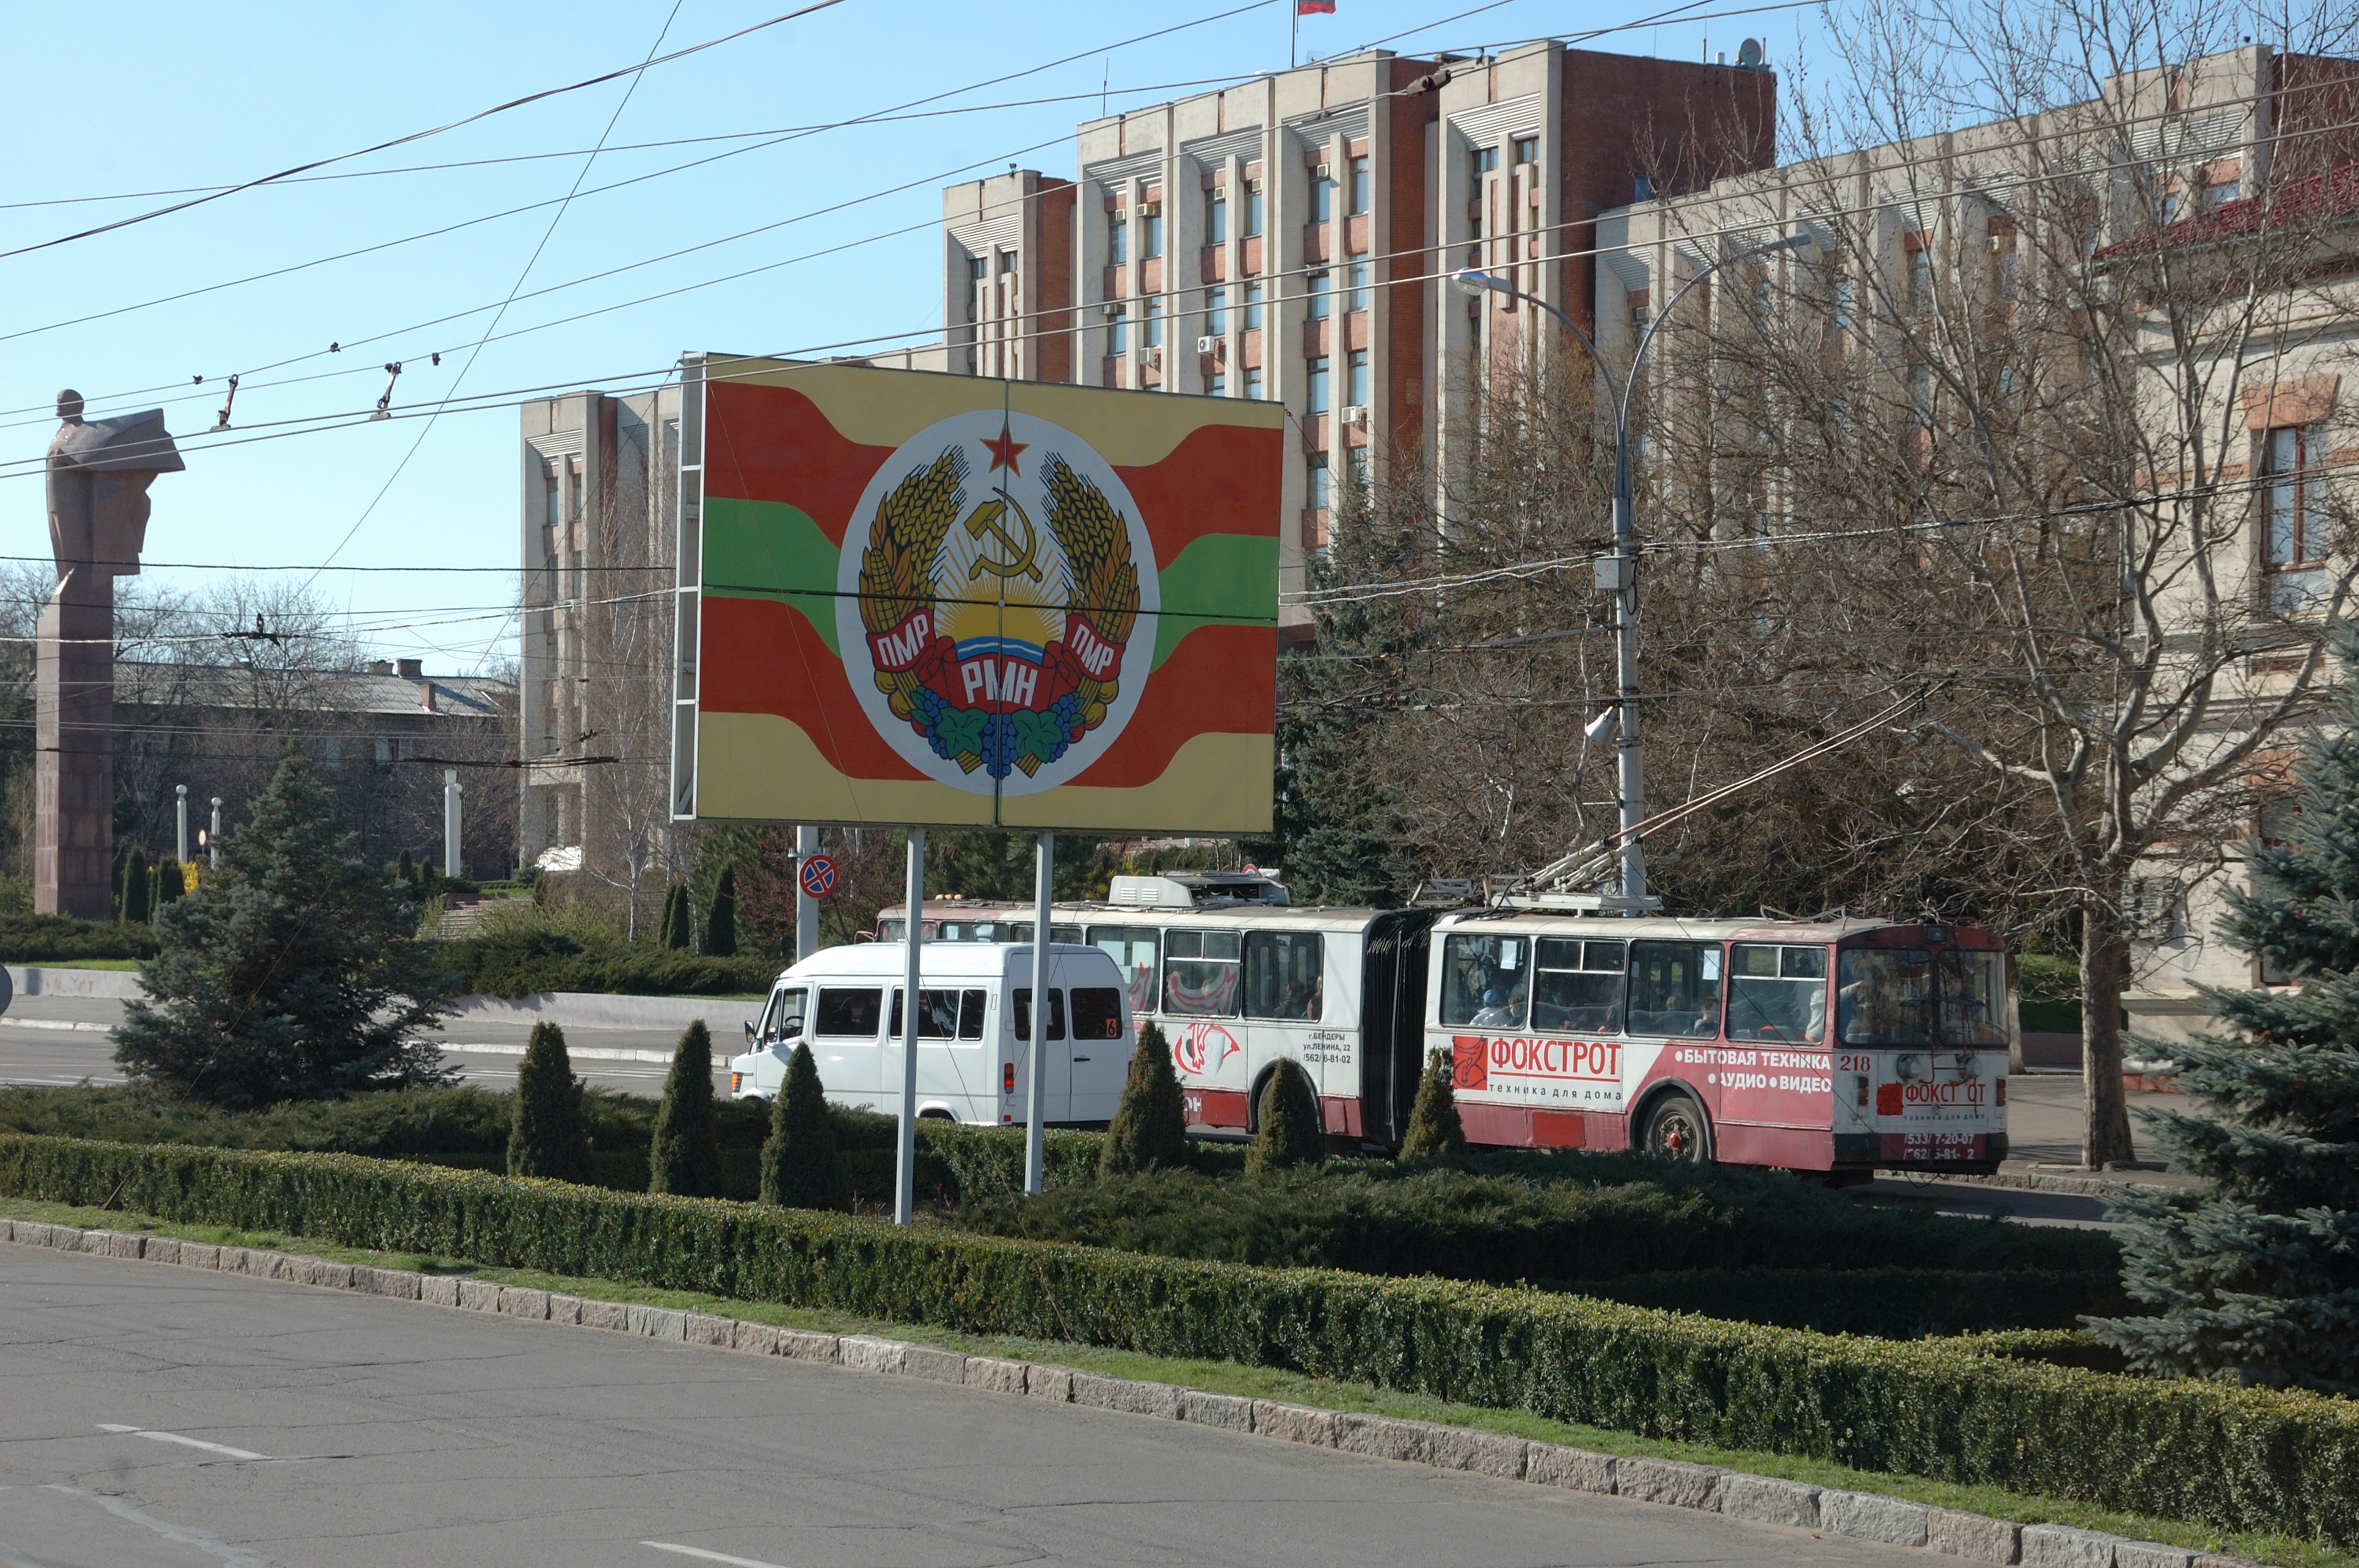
left=0, top=915, right=159, bottom=963
left=2, top=1132, right=2352, bottom=1544
left=435, top=928, right=774, bottom=999
left=1578, top=1267, right=2132, bottom=1338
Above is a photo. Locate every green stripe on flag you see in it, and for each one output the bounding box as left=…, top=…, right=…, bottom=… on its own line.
left=702, top=497, right=841, bottom=657
left=1150, top=533, right=1278, bottom=671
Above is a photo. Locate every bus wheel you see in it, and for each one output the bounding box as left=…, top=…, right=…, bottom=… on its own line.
left=1641, top=1093, right=1711, bottom=1162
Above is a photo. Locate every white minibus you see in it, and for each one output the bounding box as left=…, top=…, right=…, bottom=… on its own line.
left=726, top=941, right=1133, bottom=1126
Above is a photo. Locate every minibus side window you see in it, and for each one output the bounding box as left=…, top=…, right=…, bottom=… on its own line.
left=1163, top=930, right=1242, bottom=1016
left=1626, top=942, right=1722, bottom=1038
left=1532, top=939, right=1623, bottom=1033
left=761, top=987, right=808, bottom=1048
left=1088, top=925, right=1161, bottom=1016
left=1012, top=988, right=1068, bottom=1041
left=1244, top=931, right=1323, bottom=1020
left=1440, top=934, right=1528, bottom=1028
left=889, top=988, right=982, bottom=1041
left=815, top=987, right=883, bottom=1037
left=1070, top=987, right=1126, bottom=1040
left=1727, top=944, right=1827, bottom=1043
left=959, top=989, right=987, bottom=1040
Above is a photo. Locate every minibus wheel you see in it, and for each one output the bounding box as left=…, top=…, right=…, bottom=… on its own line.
left=1640, top=1092, right=1711, bottom=1163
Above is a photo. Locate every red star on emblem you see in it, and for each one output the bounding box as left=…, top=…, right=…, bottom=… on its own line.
left=982, top=423, right=1027, bottom=475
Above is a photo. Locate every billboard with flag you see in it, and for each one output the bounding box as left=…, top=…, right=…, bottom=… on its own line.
left=672, top=357, right=1284, bottom=833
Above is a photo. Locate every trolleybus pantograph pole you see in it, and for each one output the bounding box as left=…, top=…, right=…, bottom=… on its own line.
left=1455, top=232, right=1808, bottom=911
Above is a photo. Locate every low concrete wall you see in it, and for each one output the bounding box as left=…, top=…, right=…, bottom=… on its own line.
left=6, top=967, right=143, bottom=1000
left=441, top=992, right=761, bottom=1032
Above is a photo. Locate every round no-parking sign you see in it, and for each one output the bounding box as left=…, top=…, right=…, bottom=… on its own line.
left=798, top=854, right=838, bottom=900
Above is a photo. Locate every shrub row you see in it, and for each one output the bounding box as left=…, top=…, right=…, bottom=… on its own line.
left=0, top=915, right=159, bottom=963
left=434, top=928, right=775, bottom=998
left=1, top=1132, right=2350, bottom=1544
left=1576, top=1267, right=2132, bottom=1338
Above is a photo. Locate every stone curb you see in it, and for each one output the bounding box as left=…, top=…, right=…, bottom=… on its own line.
left=0, top=1218, right=2259, bottom=1568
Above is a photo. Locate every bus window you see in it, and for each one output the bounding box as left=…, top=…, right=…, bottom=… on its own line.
left=1012, top=988, right=1068, bottom=1041
left=1939, top=949, right=2008, bottom=1047
left=1088, top=926, right=1161, bottom=1015
left=1440, top=934, right=1529, bottom=1028
left=1163, top=930, right=1241, bottom=1016
left=1532, top=939, right=1623, bottom=1033
left=937, top=919, right=1017, bottom=942
left=1013, top=922, right=1088, bottom=944
left=878, top=918, right=907, bottom=941
left=1070, top=987, right=1126, bottom=1040
left=1837, top=950, right=1933, bottom=1044
left=1627, top=942, right=1722, bottom=1038
left=815, top=987, right=883, bottom=1038
left=889, top=988, right=986, bottom=1042
left=1727, top=944, right=1827, bottom=1043
left=1244, top=931, right=1323, bottom=1020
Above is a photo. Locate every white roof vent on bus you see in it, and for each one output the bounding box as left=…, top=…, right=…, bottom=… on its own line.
left=1108, top=872, right=1291, bottom=908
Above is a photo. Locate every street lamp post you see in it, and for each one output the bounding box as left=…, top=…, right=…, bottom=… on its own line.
left=1453, top=234, right=1806, bottom=908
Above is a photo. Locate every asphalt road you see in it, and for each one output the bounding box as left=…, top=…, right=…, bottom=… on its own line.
left=0, top=1243, right=1943, bottom=1568
left=0, top=994, right=739, bottom=1096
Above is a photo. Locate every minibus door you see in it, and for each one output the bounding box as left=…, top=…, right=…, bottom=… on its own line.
left=1011, top=976, right=1070, bottom=1121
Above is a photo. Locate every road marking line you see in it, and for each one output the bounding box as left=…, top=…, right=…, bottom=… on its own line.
left=41, top=1486, right=272, bottom=1567
left=642, top=1543, right=798, bottom=1568
left=96, top=1424, right=269, bottom=1461
left=443, top=1043, right=684, bottom=1063
left=0, top=1019, right=111, bottom=1033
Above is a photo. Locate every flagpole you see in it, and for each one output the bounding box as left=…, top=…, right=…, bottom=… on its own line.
left=1290, top=1, right=1298, bottom=68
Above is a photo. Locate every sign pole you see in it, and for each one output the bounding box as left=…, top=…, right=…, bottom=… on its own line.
left=894, top=828, right=926, bottom=1225
left=795, top=824, right=819, bottom=962
left=1024, top=831, right=1054, bottom=1195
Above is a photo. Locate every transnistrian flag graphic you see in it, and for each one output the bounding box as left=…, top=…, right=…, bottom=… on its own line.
left=1297, top=0, right=1337, bottom=13
left=683, top=358, right=1284, bottom=834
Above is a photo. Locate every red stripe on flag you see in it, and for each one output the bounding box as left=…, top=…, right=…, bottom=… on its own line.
left=1297, top=0, right=1336, bottom=13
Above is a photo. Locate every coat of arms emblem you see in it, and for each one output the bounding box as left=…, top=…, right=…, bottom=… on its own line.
left=839, top=410, right=1158, bottom=793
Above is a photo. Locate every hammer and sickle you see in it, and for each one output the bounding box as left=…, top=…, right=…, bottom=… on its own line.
left=963, top=489, right=1043, bottom=583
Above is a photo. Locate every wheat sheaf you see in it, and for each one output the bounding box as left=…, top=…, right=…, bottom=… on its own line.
left=859, top=446, right=966, bottom=725
left=1042, top=454, right=1139, bottom=733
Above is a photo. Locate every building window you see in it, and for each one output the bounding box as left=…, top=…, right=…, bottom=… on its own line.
left=1106, top=305, right=1128, bottom=357
left=1306, top=450, right=1330, bottom=510
left=1142, top=205, right=1163, bottom=258
left=1909, top=245, right=1933, bottom=315
left=999, top=250, right=1017, bottom=274
left=969, top=255, right=987, bottom=283
left=1831, top=275, right=1852, bottom=332
left=1205, top=188, right=1227, bottom=243
left=1145, top=298, right=1163, bottom=350
left=1513, top=136, right=1539, bottom=167
left=1245, top=364, right=1264, bottom=400
left=1628, top=299, right=1649, bottom=341
left=1108, top=210, right=1128, bottom=265
left=1244, top=281, right=1263, bottom=331
left=541, top=461, right=560, bottom=527
left=567, top=456, right=583, bottom=522
left=1205, top=286, right=1226, bottom=335
left=1470, top=146, right=1498, bottom=181
left=1306, top=356, right=1331, bottom=414
left=1346, top=258, right=1370, bottom=312
left=1306, top=270, right=1331, bottom=320
left=1347, top=349, right=1369, bottom=407
left=1208, top=372, right=1226, bottom=396
left=2266, top=426, right=2324, bottom=613
left=1348, top=155, right=1371, bottom=213
left=1244, top=182, right=1263, bottom=237
left=2210, top=177, right=2241, bottom=207
left=1313, top=169, right=1335, bottom=223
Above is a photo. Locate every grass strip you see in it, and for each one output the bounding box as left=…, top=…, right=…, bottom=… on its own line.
left=2, top=1191, right=2342, bottom=1568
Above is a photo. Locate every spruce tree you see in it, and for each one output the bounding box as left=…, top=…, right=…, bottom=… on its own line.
left=704, top=863, right=739, bottom=957
left=119, top=848, right=151, bottom=925
left=2088, top=628, right=2359, bottom=1394
left=397, top=848, right=414, bottom=885
left=648, top=1020, right=723, bottom=1197
left=1246, top=1057, right=1325, bottom=1175
left=660, top=884, right=693, bottom=950
left=113, top=752, right=455, bottom=1107
left=152, top=856, right=184, bottom=917
left=1398, top=1047, right=1468, bottom=1163
left=1100, top=1020, right=1189, bottom=1177
left=508, top=1021, right=592, bottom=1181
left=760, top=1042, right=846, bottom=1209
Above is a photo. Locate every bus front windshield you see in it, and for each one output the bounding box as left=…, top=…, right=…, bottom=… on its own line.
left=1838, top=947, right=2006, bottom=1047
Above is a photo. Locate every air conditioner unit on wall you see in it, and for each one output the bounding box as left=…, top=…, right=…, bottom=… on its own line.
left=1343, top=405, right=1369, bottom=428
left=1147, top=349, right=1163, bottom=367
left=1196, top=335, right=1220, bottom=354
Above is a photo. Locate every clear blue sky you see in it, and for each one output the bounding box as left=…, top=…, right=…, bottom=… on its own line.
left=0, top=0, right=1824, bottom=675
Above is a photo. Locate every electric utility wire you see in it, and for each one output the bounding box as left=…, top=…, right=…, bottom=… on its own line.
left=298, top=0, right=693, bottom=592
left=0, top=0, right=855, bottom=260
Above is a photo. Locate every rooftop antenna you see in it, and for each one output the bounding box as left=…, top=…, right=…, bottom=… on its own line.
left=371, top=361, right=402, bottom=421
left=209, top=374, right=239, bottom=434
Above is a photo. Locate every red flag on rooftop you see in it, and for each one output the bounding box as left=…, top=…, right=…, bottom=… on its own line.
left=1297, top=0, right=1336, bottom=13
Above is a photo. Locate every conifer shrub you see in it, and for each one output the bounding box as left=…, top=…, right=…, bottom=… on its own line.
left=152, top=856, right=184, bottom=915
left=397, top=849, right=414, bottom=885
left=507, top=1022, right=591, bottom=1182
left=660, top=885, right=693, bottom=951
left=2092, top=628, right=2359, bottom=1394
left=648, top=1021, right=722, bottom=1197
left=704, top=864, right=739, bottom=958
left=1397, top=1046, right=1466, bottom=1163
left=759, top=1042, right=845, bottom=1209
left=1246, top=1057, right=1324, bottom=1174
left=1099, top=1021, right=1188, bottom=1177
left=118, top=849, right=151, bottom=925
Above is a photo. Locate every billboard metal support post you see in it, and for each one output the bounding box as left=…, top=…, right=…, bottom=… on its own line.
left=1025, top=832, right=1053, bottom=1195
left=795, top=824, right=819, bottom=962
left=443, top=770, right=462, bottom=880
left=175, top=785, right=188, bottom=866
left=894, top=828, right=925, bottom=1226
